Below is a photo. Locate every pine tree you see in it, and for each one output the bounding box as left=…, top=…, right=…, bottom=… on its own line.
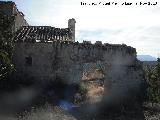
left=146, top=58, right=160, bottom=103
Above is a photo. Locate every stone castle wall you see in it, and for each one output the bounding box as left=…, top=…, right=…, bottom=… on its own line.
left=1, top=1, right=145, bottom=107
left=13, top=42, right=144, bottom=104
left=13, top=42, right=136, bottom=82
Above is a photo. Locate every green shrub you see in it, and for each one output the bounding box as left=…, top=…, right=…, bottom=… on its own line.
left=145, top=58, right=160, bottom=103
left=79, top=83, right=88, bottom=94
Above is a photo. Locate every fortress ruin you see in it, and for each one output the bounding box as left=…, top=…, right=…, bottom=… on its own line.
left=0, top=1, right=145, bottom=105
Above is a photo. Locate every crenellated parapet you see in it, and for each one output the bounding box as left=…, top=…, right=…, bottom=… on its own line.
left=13, top=40, right=137, bottom=66
left=14, top=39, right=136, bottom=56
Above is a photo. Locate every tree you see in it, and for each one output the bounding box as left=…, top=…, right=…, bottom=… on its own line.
left=0, top=12, right=15, bottom=80
left=146, top=58, right=160, bottom=103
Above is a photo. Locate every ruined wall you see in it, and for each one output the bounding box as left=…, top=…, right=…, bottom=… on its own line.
left=13, top=42, right=144, bottom=105
left=12, top=3, right=29, bottom=32
left=14, top=11, right=29, bottom=32
left=0, top=1, right=13, bottom=15
left=13, top=42, right=136, bottom=82
left=0, top=1, right=29, bottom=32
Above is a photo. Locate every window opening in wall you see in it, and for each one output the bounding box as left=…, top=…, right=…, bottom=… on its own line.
left=25, top=56, right=32, bottom=66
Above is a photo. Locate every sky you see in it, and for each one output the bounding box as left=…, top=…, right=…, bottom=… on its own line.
left=2, top=0, right=160, bottom=57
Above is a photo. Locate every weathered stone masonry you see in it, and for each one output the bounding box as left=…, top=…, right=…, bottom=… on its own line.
left=13, top=42, right=136, bottom=82
left=13, top=41, right=144, bottom=104
left=1, top=1, right=145, bottom=104
left=0, top=1, right=28, bottom=32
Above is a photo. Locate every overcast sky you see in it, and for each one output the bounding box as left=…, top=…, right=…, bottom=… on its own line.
left=3, top=0, right=160, bottom=57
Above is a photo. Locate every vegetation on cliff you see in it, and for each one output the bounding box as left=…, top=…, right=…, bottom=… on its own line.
left=145, top=58, right=160, bottom=103
left=0, top=12, right=15, bottom=80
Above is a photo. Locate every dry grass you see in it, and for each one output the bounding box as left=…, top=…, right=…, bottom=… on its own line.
left=0, top=103, right=160, bottom=120
left=18, top=104, right=76, bottom=120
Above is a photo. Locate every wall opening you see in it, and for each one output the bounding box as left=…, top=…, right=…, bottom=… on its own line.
left=25, top=56, right=32, bottom=66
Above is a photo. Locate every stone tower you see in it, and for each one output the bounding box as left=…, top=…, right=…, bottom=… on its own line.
left=68, top=18, right=76, bottom=42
